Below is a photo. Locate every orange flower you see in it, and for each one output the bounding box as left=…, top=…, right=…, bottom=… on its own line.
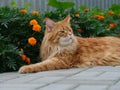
left=109, top=23, right=116, bottom=28
left=75, top=13, right=80, bottom=17
left=32, top=24, right=41, bottom=32
left=84, top=9, right=89, bottom=13
left=20, top=9, right=27, bottom=14
left=28, top=37, right=37, bottom=46
left=94, top=15, right=105, bottom=21
left=32, top=11, right=39, bottom=15
left=21, top=54, right=27, bottom=61
left=77, top=28, right=83, bottom=33
left=26, top=57, right=31, bottom=64
left=21, top=54, right=31, bottom=64
left=118, top=14, right=120, bottom=17
left=98, top=16, right=105, bottom=21
left=94, top=15, right=105, bottom=20
left=30, top=19, right=38, bottom=26
left=108, top=11, right=114, bottom=15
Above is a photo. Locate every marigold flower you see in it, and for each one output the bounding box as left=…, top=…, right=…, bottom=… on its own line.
left=32, top=24, right=41, bottom=32
left=26, top=57, right=31, bottom=64
left=77, top=28, right=83, bottom=33
left=75, top=13, right=80, bottom=17
left=28, top=37, right=37, bottom=46
left=84, top=9, right=89, bottom=13
left=32, top=11, right=39, bottom=15
left=97, top=16, right=105, bottom=21
left=109, top=23, right=116, bottom=28
left=118, top=14, right=120, bottom=17
left=108, top=11, right=114, bottom=15
left=94, top=15, right=105, bottom=20
left=20, top=9, right=27, bottom=14
left=21, top=54, right=27, bottom=61
left=30, top=19, right=38, bottom=26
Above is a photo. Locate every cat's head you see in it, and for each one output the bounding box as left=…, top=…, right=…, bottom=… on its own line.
left=44, top=15, right=75, bottom=46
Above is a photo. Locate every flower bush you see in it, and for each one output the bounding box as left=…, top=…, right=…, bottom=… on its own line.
left=0, top=7, right=44, bottom=72
left=0, top=4, right=120, bottom=72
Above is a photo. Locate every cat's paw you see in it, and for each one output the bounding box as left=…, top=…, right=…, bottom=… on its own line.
left=19, top=65, right=33, bottom=73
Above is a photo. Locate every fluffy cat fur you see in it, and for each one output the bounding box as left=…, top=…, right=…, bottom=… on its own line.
left=19, top=15, right=120, bottom=73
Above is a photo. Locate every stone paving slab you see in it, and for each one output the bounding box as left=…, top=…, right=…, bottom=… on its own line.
left=0, top=66, right=120, bottom=90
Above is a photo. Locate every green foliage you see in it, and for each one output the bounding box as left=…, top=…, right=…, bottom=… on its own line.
left=0, top=4, right=120, bottom=72
left=10, top=0, right=17, bottom=8
left=23, top=3, right=32, bottom=9
left=0, top=34, right=21, bottom=72
left=48, top=0, right=75, bottom=10
left=109, top=4, right=120, bottom=14
left=0, top=7, right=44, bottom=72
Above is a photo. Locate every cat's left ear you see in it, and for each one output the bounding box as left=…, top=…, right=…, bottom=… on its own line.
left=44, top=18, right=55, bottom=32
left=63, top=14, right=71, bottom=23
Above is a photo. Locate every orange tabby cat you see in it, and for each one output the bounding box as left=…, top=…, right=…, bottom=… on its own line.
left=19, top=15, right=120, bottom=73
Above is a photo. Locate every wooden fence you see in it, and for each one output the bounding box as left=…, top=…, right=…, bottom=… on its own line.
left=0, top=0, right=120, bottom=13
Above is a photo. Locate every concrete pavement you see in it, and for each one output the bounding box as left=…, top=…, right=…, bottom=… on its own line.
left=0, top=66, right=120, bottom=90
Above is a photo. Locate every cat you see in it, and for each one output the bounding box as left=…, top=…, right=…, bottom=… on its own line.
left=19, top=15, right=120, bottom=73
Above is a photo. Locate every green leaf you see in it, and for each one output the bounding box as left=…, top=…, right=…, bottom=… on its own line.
left=10, top=0, right=17, bottom=8
left=23, top=3, right=32, bottom=9
left=78, top=5, right=87, bottom=10
left=48, top=0, right=75, bottom=10
left=109, top=4, right=120, bottom=14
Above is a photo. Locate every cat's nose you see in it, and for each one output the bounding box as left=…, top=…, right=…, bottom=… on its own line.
left=68, top=33, right=73, bottom=38
left=69, top=33, right=72, bottom=36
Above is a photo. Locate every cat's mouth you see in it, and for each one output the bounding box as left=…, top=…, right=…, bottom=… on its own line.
left=64, top=37, right=72, bottom=41
left=59, top=35, right=73, bottom=46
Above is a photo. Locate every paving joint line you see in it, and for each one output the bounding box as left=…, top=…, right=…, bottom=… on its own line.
left=106, top=76, right=120, bottom=90
left=68, top=84, right=80, bottom=90
left=35, top=83, right=51, bottom=90
left=0, top=75, right=25, bottom=83
left=95, top=71, right=106, bottom=77
left=35, top=68, right=89, bottom=90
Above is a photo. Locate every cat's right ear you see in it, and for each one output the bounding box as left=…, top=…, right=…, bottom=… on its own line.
left=44, top=18, right=55, bottom=32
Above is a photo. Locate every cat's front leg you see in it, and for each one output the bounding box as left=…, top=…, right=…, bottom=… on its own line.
left=19, top=57, right=69, bottom=73
left=18, top=64, right=37, bottom=73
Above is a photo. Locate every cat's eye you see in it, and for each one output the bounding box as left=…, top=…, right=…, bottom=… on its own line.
left=68, top=29, right=72, bottom=32
left=59, top=31, right=65, bottom=33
